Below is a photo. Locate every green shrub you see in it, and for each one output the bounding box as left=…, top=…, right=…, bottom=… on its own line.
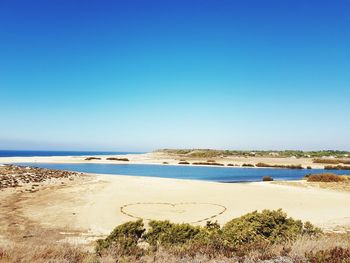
left=178, top=161, right=190, bottom=165
left=94, top=210, right=322, bottom=259
left=222, top=209, right=319, bottom=247
left=242, top=163, right=255, bottom=167
left=95, top=219, right=145, bottom=256
left=186, top=222, right=228, bottom=257
left=145, top=220, right=201, bottom=247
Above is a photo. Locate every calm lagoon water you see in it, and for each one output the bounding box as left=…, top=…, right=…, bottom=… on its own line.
left=13, top=163, right=350, bottom=183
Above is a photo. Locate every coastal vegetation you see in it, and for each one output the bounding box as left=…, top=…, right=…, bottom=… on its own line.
left=313, top=158, right=350, bottom=164
left=106, top=157, right=129, bottom=161
left=2, top=210, right=350, bottom=263
left=324, top=165, right=350, bottom=170
left=93, top=209, right=326, bottom=262
left=242, top=163, right=255, bottom=167
left=84, top=157, right=101, bottom=160
left=255, top=163, right=303, bottom=169
left=306, top=174, right=346, bottom=183
left=0, top=165, right=79, bottom=189
left=262, top=176, right=274, bottom=181
left=192, top=162, right=224, bottom=166
left=227, top=163, right=239, bottom=167
left=178, top=161, right=190, bottom=165
left=157, top=149, right=350, bottom=158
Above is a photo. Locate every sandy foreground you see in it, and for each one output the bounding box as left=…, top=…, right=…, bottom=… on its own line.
left=1, top=171, right=350, bottom=248
left=0, top=152, right=328, bottom=169
left=0, top=153, right=349, bottom=248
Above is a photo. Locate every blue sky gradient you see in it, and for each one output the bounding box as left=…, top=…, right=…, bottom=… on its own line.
left=1, top=0, right=349, bottom=151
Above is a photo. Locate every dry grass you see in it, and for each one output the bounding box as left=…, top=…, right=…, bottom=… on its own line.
left=273, top=179, right=350, bottom=193
left=313, top=158, right=350, bottom=165
left=0, top=244, right=88, bottom=263
left=289, top=234, right=350, bottom=257
left=307, top=173, right=346, bottom=182
left=0, top=233, right=350, bottom=263
left=325, top=165, right=350, bottom=170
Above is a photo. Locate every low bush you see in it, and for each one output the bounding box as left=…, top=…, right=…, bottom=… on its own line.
left=145, top=220, right=201, bottom=247
left=242, top=163, right=255, bottom=167
left=313, top=158, right=350, bottom=165
left=307, top=166, right=312, bottom=169
left=85, top=157, right=101, bottom=160
left=262, top=176, right=273, bottom=181
left=106, top=157, right=129, bottom=161
left=95, top=219, right=145, bottom=257
left=178, top=161, right=190, bottom=165
left=162, top=162, right=168, bottom=164
left=256, top=163, right=303, bottom=169
left=324, top=165, right=350, bottom=170
left=306, top=173, right=346, bottom=182
left=95, top=209, right=321, bottom=261
left=192, top=162, right=224, bottom=166
left=222, top=209, right=321, bottom=248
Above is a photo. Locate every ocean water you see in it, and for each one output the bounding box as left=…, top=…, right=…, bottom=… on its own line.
left=0, top=150, right=140, bottom=157
left=12, top=162, right=350, bottom=183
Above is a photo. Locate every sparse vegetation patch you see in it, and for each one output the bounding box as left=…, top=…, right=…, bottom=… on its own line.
left=324, top=165, right=350, bottom=170
left=106, top=157, right=129, bottom=161
left=256, top=163, right=303, bottom=169
left=242, top=163, right=255, bottom=167
left=192, top=162, right=224, bottom=166
left=94, top=209, right=322, bottom=262
left=262, top=176, right=274, bottom=181
left=84, top=157, right=101, bottom=160
left=313, top=158, right=350, bottom=164
left=306, top=173, right=346, bottom=182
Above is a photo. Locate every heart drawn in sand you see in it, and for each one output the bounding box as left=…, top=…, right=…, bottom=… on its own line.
left=120, top=202, right=227, bottom=223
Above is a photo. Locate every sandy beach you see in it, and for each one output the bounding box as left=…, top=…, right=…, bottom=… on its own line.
left=0, top=152, right=329, bottom=169
left=1, top=168, right=350, bottom=248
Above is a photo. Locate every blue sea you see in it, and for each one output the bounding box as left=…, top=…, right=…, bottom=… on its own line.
left=11, top=162, right=350, bottom=183
left=0, top=150, right=141, bottom=157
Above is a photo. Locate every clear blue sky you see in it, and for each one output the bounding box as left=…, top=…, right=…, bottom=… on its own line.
left=1, top=0, right=349, bottom=151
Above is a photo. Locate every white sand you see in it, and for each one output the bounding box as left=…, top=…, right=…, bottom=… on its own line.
left=18, top=173, right=350, bottom=237
left=0, top=152, right=327, bottom=168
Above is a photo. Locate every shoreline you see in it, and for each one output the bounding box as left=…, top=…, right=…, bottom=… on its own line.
left=0, top=152, right=331, bottom=169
